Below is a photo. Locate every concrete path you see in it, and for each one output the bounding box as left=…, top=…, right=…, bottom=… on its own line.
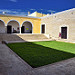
left=5, top=39, right=53, bottom=44
left=29, top=57, right=75, bottom=75
left=0, top=43, right=75, bottom=75
left=0, top=43, right=32, bottom=75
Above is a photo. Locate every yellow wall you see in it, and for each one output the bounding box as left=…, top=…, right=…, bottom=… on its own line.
left=0, top=15, right=41, bottom=34
left=36, top=12, right=46, bottom=17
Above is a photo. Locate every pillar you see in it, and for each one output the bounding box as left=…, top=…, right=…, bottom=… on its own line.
left=20, top=27, right=21, bottom=34
left=5, top=26, right=7, bottom=33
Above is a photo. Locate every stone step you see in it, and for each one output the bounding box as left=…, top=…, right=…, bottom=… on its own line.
left=0, top=34, right=48, bottom=41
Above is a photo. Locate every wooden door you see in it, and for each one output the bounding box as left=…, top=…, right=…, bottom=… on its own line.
left=61, top=27, right=67, bottom=39
left=7, top=26, right=12, bottom=33
left=21, top=26, right=25, bottom=33
left=42, top=25, right=45, bottom=33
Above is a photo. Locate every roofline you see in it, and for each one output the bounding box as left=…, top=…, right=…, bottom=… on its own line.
left=41, top=8, right=75, bottom=19
left=0, top=14, right=41, bottom=19
left=28, top=11, right=47, bottom=17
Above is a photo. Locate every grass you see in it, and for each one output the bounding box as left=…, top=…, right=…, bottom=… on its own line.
left=7, top=41, right=75, bottom=68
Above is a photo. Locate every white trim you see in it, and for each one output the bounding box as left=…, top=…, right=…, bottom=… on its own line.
left=59, top=25, right=69, bottom=39
left=41, top=23, right=46, bottom=34
left=7, top=20, right=20, bottom=27
left=7, top=20, right=20, bottom=33
left=0, top=19, right=6, bottom=33
left=21, top=21, right=33, bottom=34
left=0, top=14, right=41, bottom=19
left=41, top=8, right=75, bottom=19
left=0, top=19, right=5, bottom=26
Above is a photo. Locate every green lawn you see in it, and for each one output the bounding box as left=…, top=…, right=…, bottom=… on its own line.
left=7, top=41, right=75, bottom=68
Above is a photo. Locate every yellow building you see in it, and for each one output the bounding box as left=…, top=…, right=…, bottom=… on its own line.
left=0, top=14, right=41, bottom=34
left=0, top=8, right=75, bottom=42
left=28, top=11, right=47, bottom=17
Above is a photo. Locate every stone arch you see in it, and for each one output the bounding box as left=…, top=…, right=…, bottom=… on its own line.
left=7, top=20, right=20, bottom=33
left=0, top=19, right=5, bottom=33
left=21, top=21, right=33, bottom=33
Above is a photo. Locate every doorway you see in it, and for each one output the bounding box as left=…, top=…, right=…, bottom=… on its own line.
left=21, top=26, right=25, bottom=33
left=41, top=25, right=45, bottom=33
left=7, top=26, right=12, bottom=33
left=61, top=27, right=67, bottom=39
left=21, top=21, right=32, bottom=33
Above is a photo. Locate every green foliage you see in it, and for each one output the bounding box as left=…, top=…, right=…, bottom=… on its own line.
left=7, top=41, right=75, bottom=68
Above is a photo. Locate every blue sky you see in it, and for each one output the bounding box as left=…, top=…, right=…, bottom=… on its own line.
left=0, top=0, right=75, bottom=16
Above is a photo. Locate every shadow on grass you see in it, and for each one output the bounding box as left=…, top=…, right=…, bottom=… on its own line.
left=7, top=42, right=75, bottom=68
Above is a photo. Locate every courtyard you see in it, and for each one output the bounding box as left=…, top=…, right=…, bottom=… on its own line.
left=7, top=41, right=75, bottom=68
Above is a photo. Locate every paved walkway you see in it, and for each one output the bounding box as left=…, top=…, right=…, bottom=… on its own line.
left=0, top=43, right=75, bottom=75
left=29, top=57, right=75, bottom=75
left=0, top=43, right=32, bottom=75
left=5, top=39, right=53, bottom=44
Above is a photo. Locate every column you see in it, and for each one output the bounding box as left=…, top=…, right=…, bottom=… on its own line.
left=20, top=27, right=21, bottom=34
left=5, top=26, right=7, bottom=33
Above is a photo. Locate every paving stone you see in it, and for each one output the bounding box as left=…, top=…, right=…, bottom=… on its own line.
left=0, top=43, right=32, bottom=75
left=0, top=42, right=75, bottom=75
left=29, top=57, right=75, bottom=75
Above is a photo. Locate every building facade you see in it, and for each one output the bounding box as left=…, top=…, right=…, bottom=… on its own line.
left=0, top=8, right=75, bottom=41
left=41, top=8, right=75, bottom=40
left=0, top=15, right=41, bottom=34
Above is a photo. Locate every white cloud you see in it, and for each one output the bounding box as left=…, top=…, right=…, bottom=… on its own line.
left=30, top=9, right=35, bottom=10
left=0, top=9, right=11, bottom=13
left=47, top=10, right=56, bottom=13
left=0, top=9, right=18, bottom=13
left=10, top=0, right=17, bottom=2
left=0, top=9, right=56, bottom=16
left=0, top=9, right=27, bottom=16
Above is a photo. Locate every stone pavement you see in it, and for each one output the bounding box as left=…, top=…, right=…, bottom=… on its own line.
left=5, top=39, right=53, bottom=44
left=29, top=57, right=75, bottom=75
left=0, top=43, right=32, bottom=75
left=0, top=43, right=75, bottom=75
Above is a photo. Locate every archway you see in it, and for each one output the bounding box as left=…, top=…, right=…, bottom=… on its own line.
left=21, top=21, right=33, bottom=33
left=7, top=20, right=20, bottom=33
left=0, top=20, right=5, bottom=33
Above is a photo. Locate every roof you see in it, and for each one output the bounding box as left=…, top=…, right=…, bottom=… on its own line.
left=28, top=11, right=47, bottom=17
left=0, top=14, right=41, bottom=19
left=41, top=8, right=75, bottom=19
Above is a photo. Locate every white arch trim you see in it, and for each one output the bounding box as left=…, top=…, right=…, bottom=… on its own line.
left=21, top=20, right=33, bottom=34
left=0, top=19, right=6, bottom=33
left=0, top=19, right=5, bottom=26
left=7, top=20, right=20, bottom=27
left=21, top=20, right=33, bottom=27
left=41, top=23, right=46, bottom=34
